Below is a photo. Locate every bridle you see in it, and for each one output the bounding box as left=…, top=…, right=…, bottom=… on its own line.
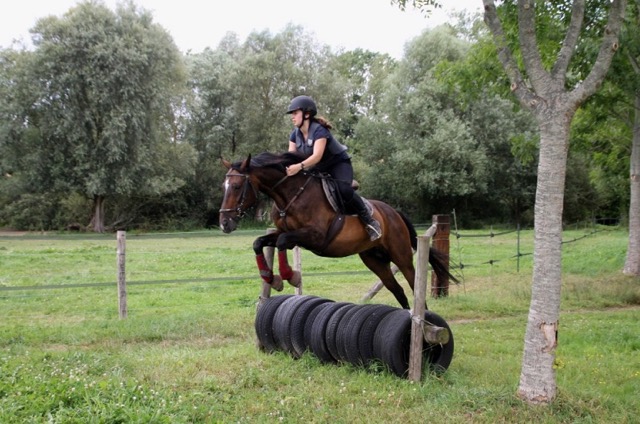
left=219, top=172, right=259, bottom=220
left=219, top=168, right=313, bottom=228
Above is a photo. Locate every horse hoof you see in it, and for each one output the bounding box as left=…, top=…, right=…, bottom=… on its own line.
left=271, top=275, right=284, bottom=292
left=288, top=271, right=302, bottom=288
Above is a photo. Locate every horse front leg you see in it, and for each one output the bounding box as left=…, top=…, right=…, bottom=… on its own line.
left=253, top=233, right=284, bottom=292
left=275, top=232, right=310, bottom=289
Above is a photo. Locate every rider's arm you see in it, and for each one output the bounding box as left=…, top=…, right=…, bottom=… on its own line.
left=286, top=138, right=326, bottom=176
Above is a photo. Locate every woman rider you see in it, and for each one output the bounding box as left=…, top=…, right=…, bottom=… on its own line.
left=284, top=95, right=382, bottom=241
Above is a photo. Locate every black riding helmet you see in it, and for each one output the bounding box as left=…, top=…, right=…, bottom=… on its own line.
left=286, top=95, right=317, bottom=117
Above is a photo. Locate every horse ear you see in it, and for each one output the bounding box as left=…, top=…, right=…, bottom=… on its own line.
left=221, top=157, right=231, bottom=169
left=240, top=154, right=251, bottom=171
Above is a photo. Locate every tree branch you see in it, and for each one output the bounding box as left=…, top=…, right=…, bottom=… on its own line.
left=570, top=0, right=628, bottom=106
left=517, top=0, right=551, bottom=94
left=482, top=0, right=538, bottom=110
left=551, top=0, right=586, bottom=82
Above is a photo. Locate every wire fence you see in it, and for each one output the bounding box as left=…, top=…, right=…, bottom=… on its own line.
left=446, top=210, right=623, bottom=284
left=0, top=217, right=626, bottom=299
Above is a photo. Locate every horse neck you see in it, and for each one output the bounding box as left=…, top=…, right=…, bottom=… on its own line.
left=255, top=169, right=316, bottom=206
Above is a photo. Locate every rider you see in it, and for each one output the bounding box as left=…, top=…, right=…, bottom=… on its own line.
left=284, top=95, right=382, bottom=241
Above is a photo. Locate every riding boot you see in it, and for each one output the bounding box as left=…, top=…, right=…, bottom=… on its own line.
left=349, top=194, right=382, bottom=241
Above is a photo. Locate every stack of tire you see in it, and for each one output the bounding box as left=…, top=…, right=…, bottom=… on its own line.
left=254, top=294, right=454, bottom=378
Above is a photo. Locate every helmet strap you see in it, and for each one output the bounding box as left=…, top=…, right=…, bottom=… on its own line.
left=296, top=111, right=310, bottom=129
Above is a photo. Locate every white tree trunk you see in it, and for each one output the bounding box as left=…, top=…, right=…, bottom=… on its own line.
left=517, top=111, right=571, bottom=403
left=480, top=0, right=626, bottom=405
left=624, top=93, right=640, bottom=275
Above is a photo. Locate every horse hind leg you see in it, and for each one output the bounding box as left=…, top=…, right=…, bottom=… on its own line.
left=359, top=250, right=410, bottom=309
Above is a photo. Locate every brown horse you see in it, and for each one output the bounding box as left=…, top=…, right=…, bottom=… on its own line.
left=219, top=152, right=454, bottom=309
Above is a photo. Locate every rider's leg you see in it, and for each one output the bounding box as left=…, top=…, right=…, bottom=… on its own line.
left=331, top=160, right=382, bottom=241
left=349, top=193, right=382, bottom=241
left=332, top=167, right=381, bottom=241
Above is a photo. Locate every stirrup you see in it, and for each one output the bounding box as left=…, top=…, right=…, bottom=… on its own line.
left=365, top=221, right=382, bottom=241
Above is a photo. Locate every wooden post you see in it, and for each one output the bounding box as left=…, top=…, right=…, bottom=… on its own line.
left=293, top=246, right=302, bottom=295
left=116, top=230, right=127, bottom=319
left=430, top=214, right=450, bottom=298
left=408, top=226, right=436, bottom=381
left=360, top=264, right=399, bottom=302
left=259, top=228, right=277, bottom=304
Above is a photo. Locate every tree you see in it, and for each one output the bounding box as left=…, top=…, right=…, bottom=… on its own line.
left=24, top=1, right=193, bottom=232
left=395, top=0, right=627, bottom=404
left=620, top=1, right=640, bottom=275
left=354, top=26, right=490, bottom=219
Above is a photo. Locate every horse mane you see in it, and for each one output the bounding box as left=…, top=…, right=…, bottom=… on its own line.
left=232, top=151, right=304, bottom=171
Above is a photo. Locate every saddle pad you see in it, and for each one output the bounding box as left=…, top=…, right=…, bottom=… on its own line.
left=321, top=178, right=373, bottom=215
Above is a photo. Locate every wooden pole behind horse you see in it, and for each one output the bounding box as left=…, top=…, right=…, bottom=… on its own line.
left=293, top=246, right=302, bottom=295
left=360, top=264, right=399, bottom=302
left=430, top=214, right=450, bottom=298
left=408, top=226, right=436, bottom=381
left=116, top=230, right=127, bottom=319
left=259, top=228, right=277, bottom=305
left=259, top=228, right=303, bottom=304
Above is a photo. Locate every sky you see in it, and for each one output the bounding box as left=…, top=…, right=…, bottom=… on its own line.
left=0, top=0, right=483, bottom=59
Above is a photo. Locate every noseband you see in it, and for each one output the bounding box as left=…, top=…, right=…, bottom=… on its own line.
left=219, top=172, right=258, bottom=219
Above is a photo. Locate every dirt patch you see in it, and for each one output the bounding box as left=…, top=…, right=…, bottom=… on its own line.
left=0, top=228, right=29, bottom=236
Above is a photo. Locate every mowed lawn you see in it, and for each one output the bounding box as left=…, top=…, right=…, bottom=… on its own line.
left=0, top=227, right=638, bottom=423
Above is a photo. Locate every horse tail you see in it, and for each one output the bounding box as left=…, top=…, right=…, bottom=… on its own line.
left=429, top=246, right=460, bottom=285
left=397, top=210, right=457, bottom=284
left=397, top=210, right=418, bottom=251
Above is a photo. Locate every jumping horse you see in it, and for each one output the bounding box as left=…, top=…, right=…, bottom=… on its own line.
left=218, top=151, right=455, bottom=309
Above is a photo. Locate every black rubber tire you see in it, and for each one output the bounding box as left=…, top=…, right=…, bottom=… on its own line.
left=272, top=295, right=318, bottom=354
left=325, top=303, right=361, bottom=363
left=422, top=310, right=455, bottom=375
left=308, top=302, right=351, bottom=363
left=373, top=309, right=455, bottom=378
left=303, top=301, right=334, bottom=353
left=254, top=295, right=294, bottom=353
left=333, top=304, right=368, bottom=363
left=290, top=297, right=334, bottom=358
left=347, top=304, right=397, bottom=367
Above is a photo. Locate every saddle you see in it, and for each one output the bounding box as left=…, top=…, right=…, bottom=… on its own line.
left=320, top=174, right=373, bottom=215
left=314, top=173, right=374, bottom=252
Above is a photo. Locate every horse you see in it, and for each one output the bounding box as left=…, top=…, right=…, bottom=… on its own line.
left=218, top=151, right=455, bottom=310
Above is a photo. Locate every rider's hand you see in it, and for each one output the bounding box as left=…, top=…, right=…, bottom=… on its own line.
left=286, top=163, right=303, bottom=176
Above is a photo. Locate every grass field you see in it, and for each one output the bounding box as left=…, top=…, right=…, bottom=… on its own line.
left=0, top=226, right=638, bottom=423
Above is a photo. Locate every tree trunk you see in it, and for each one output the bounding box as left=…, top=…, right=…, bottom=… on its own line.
left=517, top=109, right=572, bottom=404
left=624, top=92, right=640, bottom=275
left=90, top=195, right=106, bottom=233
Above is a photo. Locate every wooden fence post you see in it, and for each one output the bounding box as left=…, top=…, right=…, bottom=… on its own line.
left=293, top=246, right=302, bottom=295
left=259, top=229, right=277, bottom=303
left=116, top=230, right=127, bottom=319
left=431, top=214, right=450, bottom=298
left=408, top=225, right=436, bottom=381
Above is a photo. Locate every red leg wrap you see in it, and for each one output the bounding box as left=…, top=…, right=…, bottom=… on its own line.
left=255, top=254, right=273, bottom=283
left=278, top=250, right=294, bottom=281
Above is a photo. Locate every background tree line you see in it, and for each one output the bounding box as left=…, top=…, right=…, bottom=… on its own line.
left=0, top=0, right=634, bottom=232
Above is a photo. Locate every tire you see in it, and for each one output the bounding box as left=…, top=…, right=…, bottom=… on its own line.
left=346, top=304, right=397, bottom=367
left=325, top=303, right=361, bottom=363
left=422, top=310, right=455, bottom=375
left=254, top=295, right=294, bottom=353
left=308, top=302, right=351, bottom=363
left=303, top=301, right=334, bottom=353
left=333, top=304, right=368, bottom=364
left=373, top=309, right=455, bottom=378
left=290, top=297, right=334, bottom=358
left=272, top=295, right=318, bottom=354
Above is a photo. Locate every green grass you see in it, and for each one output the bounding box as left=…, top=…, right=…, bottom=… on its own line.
left=0, top=227, right=638, bottom=423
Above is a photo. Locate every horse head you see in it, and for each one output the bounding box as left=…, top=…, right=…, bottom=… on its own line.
left=219, top=155, right=259, bottom=233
